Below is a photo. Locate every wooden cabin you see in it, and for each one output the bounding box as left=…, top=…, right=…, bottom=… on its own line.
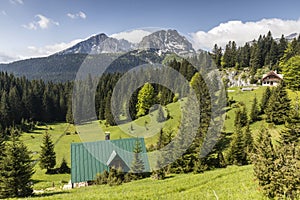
left=262, top=71, right=283, bottom=86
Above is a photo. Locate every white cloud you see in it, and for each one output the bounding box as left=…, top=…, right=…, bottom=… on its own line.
left=67, top=11, right=87, bottom=19
left=0, top=51, right=22, bottom=63
left=23, top=14, right=59, bottom=30
left=27, top=38, right=83, bottom=57
left=0, top=38, right=83, bottom=63
left=9, top=0, right=23, bottom=5
left=191, top=18, right=300, bottom=51
left=110, top=29, right=153, bottom=43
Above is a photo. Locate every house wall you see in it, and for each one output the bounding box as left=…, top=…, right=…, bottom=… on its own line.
left=262, top=80, right=280, bottom=86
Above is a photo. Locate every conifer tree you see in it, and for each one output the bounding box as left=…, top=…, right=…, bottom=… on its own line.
left=250, top=96, right=260, bottom=123
left=136, top=83, right=155, bottom=117
left=58, top=157, right=70, bottom=174
left=228, top=125, right=246, bottom=165
left=242, top=124, right=253, bottom=164
left=271, top=144, right=300, bottom=199
left=266, top=83, right=291, bottom=125
left=39, top=131, right=56, bottom=173
left=260, top=87, right=271, bottom=114
left=252, top=127, right=277, bottom=198
left=234, top=103, right=248, bottom=128
left=131, top=139, right=145, bottom=175
left=0, top=133, right=34, bottom=198
left=156, top=106, right=165, bottom=123
left=281, top=55, right=300, bottom=91
left=104, top=92, right=116, bottom=126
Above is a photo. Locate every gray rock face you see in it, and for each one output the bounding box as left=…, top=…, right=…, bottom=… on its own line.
left=57, top=33, right=134, bottom=55
left=57, top=29, right=195, bottom=55
left=138, top=29, right=195, bottom=55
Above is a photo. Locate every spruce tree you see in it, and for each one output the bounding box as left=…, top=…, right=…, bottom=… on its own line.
left=260, top=87, right=271, bottom=114
left=228, top=125, right=246, bottom=165
left=271, top=144, right=300, bottom=199
left=266, top=83, right=291, bottom=125
left=250, top=96, right=260, bottom=123
left=252, top=127, right=277, bottom=198
left=58, top=157, right=70, bottom=174
left=156, top=106, right=165, bottom=123
left=39, top=131, right=56, bottom=173
left=0, top=133, right=34, bottom=198
left=234, top=103, right=248, bottom=128
left=104, top=92, right=116, bottom=126
left=242, top=124, right=253, bottom=164
left=131, top=139, right=145, bottom=175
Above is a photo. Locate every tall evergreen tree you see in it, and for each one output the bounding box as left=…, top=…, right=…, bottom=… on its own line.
left=0, top=133, right=34, bottom=198
left=39, top=131, right=56, bottom=173
left=281, top=55, right=300, bottom=91
left=136, top=83, right=155, bottom=117
left=104, top=92, right=116, bottom=126
left=156, top=106, right=165, bottom=123
left=266, top=83, right=291, bottom=124
left=228, top=125, right=246, bottom=165
left=131, top=139, right=145, bottom=175
left=252, top=127, right=277, bottom=198
left=211, top=44, right=223, bottom=68
left=260, top=87, right=271, bottom=114
left=234, top=103, right=248, bottom=128
left=250, top=96, right=260, bottom=123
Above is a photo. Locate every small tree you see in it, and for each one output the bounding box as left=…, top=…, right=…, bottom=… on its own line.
left=260, top=87, right=271, bottom=114
left=131, top=139, right=145, bottom=176
left=228, top=125, right=246, bottom=165
left=156, top=106, right=165, bottom=123
left=107, top=167, right=122, bottom=186
left=266, top=83, right=291, bottom=125
left=234, top=103, right=248, bottom=128
left=39, top=131, right=56, bottom=173
left=136, top=83, right=155, bottom=117
left=0, top=134, right=34, bottom=198
left=252, top=127, right=277, bottom=198
left=250, top=96, right=260, bottom=123
left=58, top=157, right=70, bottom=174
left=95, top=170, right=109, bottom=185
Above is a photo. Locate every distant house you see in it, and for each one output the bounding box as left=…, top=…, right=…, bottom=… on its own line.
left=262, top=71, right=283, bottom=86
left=70, top=137, right=149, bottom=185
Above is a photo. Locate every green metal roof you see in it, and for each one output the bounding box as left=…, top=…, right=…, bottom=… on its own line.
left=71, top=138, right=149, bottom=183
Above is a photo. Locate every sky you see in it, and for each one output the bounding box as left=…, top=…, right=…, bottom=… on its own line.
left=1, top=0, right=300, bottom=63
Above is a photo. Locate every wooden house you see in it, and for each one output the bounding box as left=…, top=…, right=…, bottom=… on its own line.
left=262, top=71, right=283, bottom=86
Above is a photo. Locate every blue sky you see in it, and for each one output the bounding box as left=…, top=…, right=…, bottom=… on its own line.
left=1, top=0, right=300, bottom=62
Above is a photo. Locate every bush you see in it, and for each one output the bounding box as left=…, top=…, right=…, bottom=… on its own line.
left=58, top=158, right=70, bottom=174
left=95, top=170, right=109, bottom=185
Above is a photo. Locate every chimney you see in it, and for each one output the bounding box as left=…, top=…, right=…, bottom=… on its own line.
left=105, top=131, right=110, bottom=140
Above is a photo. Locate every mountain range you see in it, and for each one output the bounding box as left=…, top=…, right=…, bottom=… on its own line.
left=0, top=30, right=298, bottom=82
left=0, top=29, right=195, bottom=81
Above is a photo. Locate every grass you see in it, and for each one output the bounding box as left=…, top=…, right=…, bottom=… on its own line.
left=19, top=85, right=299, bottom=198
left=75, top=99, right=183, bottom=147
left=20, top=100, right=183, bottom=190
left=225, top=86, right=300, bottom=138
left=26, top=165, right=266, bottom=200
left=20, top=123, right=81, bottom=190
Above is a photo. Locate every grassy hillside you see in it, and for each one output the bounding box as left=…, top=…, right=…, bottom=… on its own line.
left=28, top=165, right=266, bottom=200
left=18, top=85, right=300, bottom=198
left=225, top=87, right=300, bottom=138
left=20, top=100, right=183, bottom=190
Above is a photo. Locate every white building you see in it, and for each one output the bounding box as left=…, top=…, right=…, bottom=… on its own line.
left=262, top=71, right=283, bottom=86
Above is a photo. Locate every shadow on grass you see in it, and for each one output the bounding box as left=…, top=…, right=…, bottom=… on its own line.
left=32, top=191, right=69, bottom=198
left=164, top=175, right=175, bottom=179
left=32, top=179, right=46, bottom=185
